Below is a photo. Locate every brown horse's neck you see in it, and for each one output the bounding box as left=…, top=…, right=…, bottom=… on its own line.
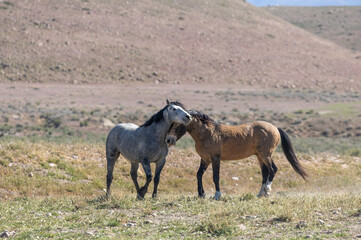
left=187, top=120, right=215, bottom=142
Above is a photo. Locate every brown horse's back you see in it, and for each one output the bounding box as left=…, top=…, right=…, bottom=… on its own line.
left=220, top=121, right=280, bottom=160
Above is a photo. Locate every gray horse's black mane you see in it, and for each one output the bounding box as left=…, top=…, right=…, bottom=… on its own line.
left=189, top=110, right=218, bottom=125
left=140, top=101, right=186, bottom=128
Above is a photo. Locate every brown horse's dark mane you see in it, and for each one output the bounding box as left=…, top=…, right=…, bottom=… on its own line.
left=189, top=110, right=219, bottom=125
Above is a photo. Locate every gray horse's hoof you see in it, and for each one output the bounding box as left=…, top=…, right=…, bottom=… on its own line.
left=213, top=191, right=221, bottom=200
left=138, top=187, right=147, bottom=198
left=198, top=194, right=206, bottom=199
left=137, top=194, right=144, bottom=200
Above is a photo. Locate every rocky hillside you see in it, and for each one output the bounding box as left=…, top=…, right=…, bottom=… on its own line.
left=0, top=0, right=360, bottom=90
left=266, top=6, right=361, bottom=53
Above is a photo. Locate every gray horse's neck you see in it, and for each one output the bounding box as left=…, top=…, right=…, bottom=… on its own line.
left=142, top=113, right=172, bottom=143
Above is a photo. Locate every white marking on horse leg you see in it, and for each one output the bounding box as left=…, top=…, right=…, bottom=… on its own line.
left=257, top=184, right=267, bottom=198
left=213, top=191, right=221, bottom=200
left=264, top=181, right=273, bottom=196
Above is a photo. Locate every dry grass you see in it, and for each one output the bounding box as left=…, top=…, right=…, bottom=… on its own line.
left=0, top=139, right=361, bottom=238
left=1, top=139, right=360, bottom=199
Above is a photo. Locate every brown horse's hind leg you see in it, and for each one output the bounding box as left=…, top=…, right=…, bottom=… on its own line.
left=197, top=159, right=210, bottom=198
left=258, top=163, right=269, bottom=197
left=257, top=155, right=277, bottom=197
left=269, top=161, right=278, bottom=184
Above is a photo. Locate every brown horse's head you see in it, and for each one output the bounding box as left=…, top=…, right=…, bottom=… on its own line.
left=165, top=101, right=189, bottom=147
left=166, top=123, right=187, bottom=147
left=166, top=110, right=218, bottom=146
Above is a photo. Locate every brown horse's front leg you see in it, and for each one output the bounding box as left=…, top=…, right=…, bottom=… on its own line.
left=211, top=155, right=221, bottom=200
left=197, top=159, right=210, bottom=197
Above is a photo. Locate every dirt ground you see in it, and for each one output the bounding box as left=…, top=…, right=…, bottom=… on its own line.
left=0, top=82, right=325, bottom=112
left=0, top=82, right=360, bottom=140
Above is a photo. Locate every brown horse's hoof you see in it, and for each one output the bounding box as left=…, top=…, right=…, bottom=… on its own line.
left=212, top=191, right=221, bottom=200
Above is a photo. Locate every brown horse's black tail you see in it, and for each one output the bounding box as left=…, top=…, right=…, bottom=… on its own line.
left=278, top=128, right=308, bottom=180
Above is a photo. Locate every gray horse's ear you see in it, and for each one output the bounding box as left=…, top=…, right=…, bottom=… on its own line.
left=166, top=99, right=170, bottom=106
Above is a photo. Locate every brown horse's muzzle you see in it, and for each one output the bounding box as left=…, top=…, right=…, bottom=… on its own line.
left=166, top=136, right=177, bottom=147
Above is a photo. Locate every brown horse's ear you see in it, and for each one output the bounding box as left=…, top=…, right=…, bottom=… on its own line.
left=166, top=99, right=170, bottom=106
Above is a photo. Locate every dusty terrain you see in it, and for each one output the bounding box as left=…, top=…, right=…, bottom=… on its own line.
left=0, top=0, right=360, bottom=90
left=0, top=83, right=360, bottom=142
left=266, top=6, right=361, bottom=53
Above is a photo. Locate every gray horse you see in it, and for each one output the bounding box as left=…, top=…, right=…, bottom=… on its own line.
left=105, top=100, right=191, bottom=199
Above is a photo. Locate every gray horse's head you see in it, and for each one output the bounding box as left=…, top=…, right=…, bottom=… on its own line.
left=165, top=99, right=192, bottom=125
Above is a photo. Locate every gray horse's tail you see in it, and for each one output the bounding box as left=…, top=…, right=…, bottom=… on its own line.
left=278, top=128, right=308, bottom=180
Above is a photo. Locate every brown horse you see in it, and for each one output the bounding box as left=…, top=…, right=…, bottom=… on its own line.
left=166, top=110, right=307, bottom=200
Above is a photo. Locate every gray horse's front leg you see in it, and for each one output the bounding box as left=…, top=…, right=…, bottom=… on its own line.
left=138, top=158, right=152, bottom=199
left=130, top=162, right=141, bottom=198
left=152, top=158, right=166, bottom=198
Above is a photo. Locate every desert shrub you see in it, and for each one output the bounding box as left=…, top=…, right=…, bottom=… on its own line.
left=41, top=113, right=62, bottom=128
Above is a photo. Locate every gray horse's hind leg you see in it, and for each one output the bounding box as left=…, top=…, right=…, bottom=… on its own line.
left=152, top=158, right=166, bottom=198
left=106, top=151, right=120, bottom=199
left=138, top=158, right=152, bottom=199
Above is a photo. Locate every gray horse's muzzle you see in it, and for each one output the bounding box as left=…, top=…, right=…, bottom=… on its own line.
left=183, top=114, right=192, bottom=125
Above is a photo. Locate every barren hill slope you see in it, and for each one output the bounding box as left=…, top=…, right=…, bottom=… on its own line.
left=0, top=0, right=360, bottom=90
left=266, top=6, right=361, bottom=53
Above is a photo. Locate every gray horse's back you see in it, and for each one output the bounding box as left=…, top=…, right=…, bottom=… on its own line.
left=106, top=123, right=140, bottom=161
